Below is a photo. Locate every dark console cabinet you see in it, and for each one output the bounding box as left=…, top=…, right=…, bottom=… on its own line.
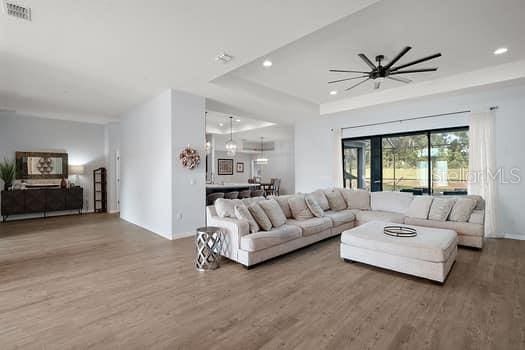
left=1, top=187, right=83, bottom=222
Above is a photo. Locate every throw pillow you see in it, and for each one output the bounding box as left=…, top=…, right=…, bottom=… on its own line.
left=428, top=197, right=456, bottom=221
left=311, top=190, right=330, bottom=211
left=288, top=196, right=314, bottom=220
left=449, top=198, right=477, bottom=222
left=270, top=195, right=294, bottom=219
left=325, top=190, right=347, bottom=211
left=248, top=203, right=273, bottom=231
left=406, top=196, right=434, bottom=219
left=215, top=198, right=242, bottom=218
left=234, top=205, right=260, bottom=233
left=339, top=188, right=370, bottom=210
left=305, top=194, right=324, bottom=217
left=259, top=199, right=287, bottom=228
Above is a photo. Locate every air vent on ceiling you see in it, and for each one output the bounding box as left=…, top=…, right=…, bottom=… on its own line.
left=3, top=1, right=31, bottom=21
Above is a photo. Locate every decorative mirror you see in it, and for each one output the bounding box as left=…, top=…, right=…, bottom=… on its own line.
left=16, top=152, right=69, bottom=179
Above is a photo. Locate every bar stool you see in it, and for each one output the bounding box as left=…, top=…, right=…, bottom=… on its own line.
left=224, top=191, right=239, bottom=199
left=239, top=190, right=251, bottom=199
left=207, top=192, right=224, bottom=206
left=251, top=189, right=265, bottom=197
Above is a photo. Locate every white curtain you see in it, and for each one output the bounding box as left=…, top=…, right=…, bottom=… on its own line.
left=468, top=111, right=498, bottom=237
left=332, top=128, right=344, bottom=188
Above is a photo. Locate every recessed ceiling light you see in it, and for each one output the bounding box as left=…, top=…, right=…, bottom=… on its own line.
left=218, top=123, right=224, bottom=127
left=329, top=90, right=338, bottom=95
left=235, top=119, right=241, bottom=122
left=262, top=59, right=273, bottom=67
left=494, top=47, right=508, bottom=55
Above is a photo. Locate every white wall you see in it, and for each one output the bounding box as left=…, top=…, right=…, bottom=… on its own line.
left=295, top=82, right=525, bottom=237
left=0, top=112, right=106, bottom=214
left=213, top=151, right=255, bottom=183
left=171, top=90, right=206, bottom=238
left=105, top=121, right=120, bottom=213
left=120, top=90, right=173, bottom=239
left=210, top=124, right=295, bottom=194
left=257, top=139, right=295, bottom=195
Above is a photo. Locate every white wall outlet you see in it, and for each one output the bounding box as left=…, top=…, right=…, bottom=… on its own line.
left=190, top=178, right=196, bottom=185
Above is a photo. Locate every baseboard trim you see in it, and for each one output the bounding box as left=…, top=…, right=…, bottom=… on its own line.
left=503, top=234, right=525, bottom=241
left=173, top=232, right=195, bottom=240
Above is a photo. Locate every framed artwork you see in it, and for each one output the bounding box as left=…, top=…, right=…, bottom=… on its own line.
left=236, top=162, right=244, bottom=173
left=217, top=158, right=234, bottom=175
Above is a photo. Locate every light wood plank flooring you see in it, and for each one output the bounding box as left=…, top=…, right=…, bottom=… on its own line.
left=0, top=214, right=524, bottom=349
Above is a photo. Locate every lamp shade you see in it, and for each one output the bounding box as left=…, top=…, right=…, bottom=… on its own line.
left=69, top=165, right=85, bottom=175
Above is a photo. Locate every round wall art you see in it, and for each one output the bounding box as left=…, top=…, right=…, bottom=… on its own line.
left=179, top=146, right=201, bottom=170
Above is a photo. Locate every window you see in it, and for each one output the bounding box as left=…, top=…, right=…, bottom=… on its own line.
left=342, top=127, right=469, bottom=195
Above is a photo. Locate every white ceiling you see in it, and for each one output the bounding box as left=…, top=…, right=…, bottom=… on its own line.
left=2, top=0, right=524, bottom=125
left=0, top=0, right=379, bottom=123
left=224, top=0, right=525, bottom=104
left=206, top=111, right=274, bottom=135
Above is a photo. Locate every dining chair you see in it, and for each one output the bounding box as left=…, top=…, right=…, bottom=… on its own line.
left=224, top=191, right=239, bottom=199
left=251, top=189, right=265, bottom=197
left=206, top=192, right=225, bottom=206
left=239, top=190, right=251, bottom=199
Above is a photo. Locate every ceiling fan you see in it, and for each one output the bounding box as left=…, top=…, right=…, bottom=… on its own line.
left=328, top=46, right=441, bottom=91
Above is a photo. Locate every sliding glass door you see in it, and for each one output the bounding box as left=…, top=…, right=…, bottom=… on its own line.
left=430, top=129, right=469, bottom=194
left=342, top=127, right=468, bottom=194
left=382, top=134, right=429, bottom=193
left=342, top=139, right=371, bottom=190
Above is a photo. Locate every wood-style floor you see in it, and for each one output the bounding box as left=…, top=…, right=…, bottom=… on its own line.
left=0, top=214, right=524, bottom=349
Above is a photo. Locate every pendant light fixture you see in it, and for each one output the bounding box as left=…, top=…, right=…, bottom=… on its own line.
left=255, top=137, right=268, bottom=165
left=225, top=116, right=237, bottom=156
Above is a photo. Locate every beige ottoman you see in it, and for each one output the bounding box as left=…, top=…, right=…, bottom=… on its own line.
left=340, top=221, right=457, bottom=283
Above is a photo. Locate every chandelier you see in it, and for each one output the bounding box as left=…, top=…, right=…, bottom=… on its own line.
left=255, top=137, right=268, bottom=165
left=225, top=116, right=237, bottom=156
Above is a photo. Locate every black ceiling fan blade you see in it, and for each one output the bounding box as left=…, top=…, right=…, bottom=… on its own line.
left=358, top=54, right=377, bottom=70
left=390, top=53, right=441, bottom=71
left=390, top=68, right=438, bottom=74
left=387, top=76, right=411, bottom=84
left=328, top=75, right=369, bottom=84
left=329, top=69, right=369, bottom=74
left=345, top=78, right=370, bottom=91
left=383, top=46, right=411, bottom=70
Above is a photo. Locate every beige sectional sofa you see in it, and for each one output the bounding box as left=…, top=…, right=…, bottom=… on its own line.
left=206, top=189, right=485, bottom=268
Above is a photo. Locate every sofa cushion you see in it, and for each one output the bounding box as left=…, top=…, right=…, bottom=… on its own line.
left=324, top=209, right=356, bottom=227
left=325, top=189, right=347, bottom=211
left=270, top=195, right=295, bottom=219
left=405, top=217, right=484, bottom=237
left=215, top=198, right=243, bottom=218
left=428, top=197, right=456, bottom=221
left=311, top=190, right=330, bottom=211
left=355, top=210, right=405, bottom=224
left=240, top=224, right=302, bottom=252
left=305, top=194, right=324, bottom=217
left=286, top=217, right=332, bottom=236
left=248, top=203, right=273, bottom=231
left=370, top=191, right=413, bottom=214
left=468, top=209, right=485, bottom=225
left=288, top=196, right=314, bottom=220
left=339, top=188, right=370, bottom=210
left=341, top=221, right=457, bottom=263
left=234, top=204, right=259, bottom=233
left=449, top=198, right=477, bottom=222
left=406, top=196, right=433, bottom=219
left=259, top=199, right=287, bottom=228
